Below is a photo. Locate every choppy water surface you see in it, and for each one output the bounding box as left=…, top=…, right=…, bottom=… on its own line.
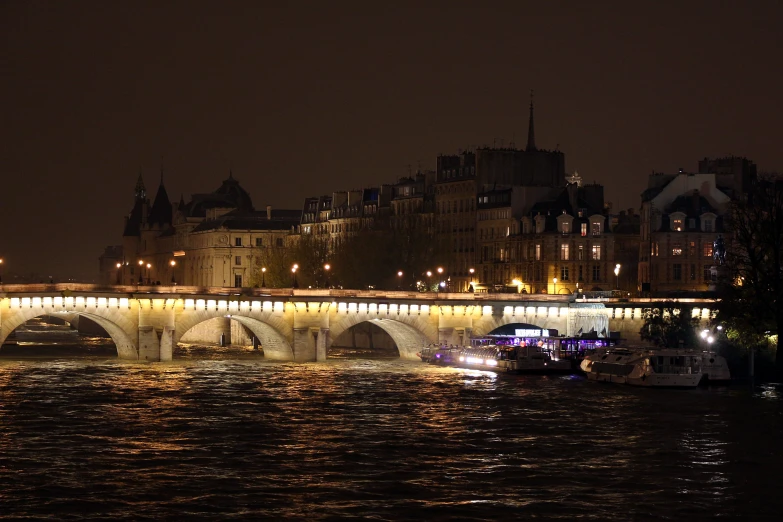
left=1, top=344, right=782, bottom=520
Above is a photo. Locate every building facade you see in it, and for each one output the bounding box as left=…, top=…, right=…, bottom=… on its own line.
left=638, top=158, right=756, bottom=294
left=101, top=173, right=300, bottom=287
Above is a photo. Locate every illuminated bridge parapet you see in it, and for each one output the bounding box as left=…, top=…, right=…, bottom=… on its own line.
left=0, top=284, right=718, bottom=362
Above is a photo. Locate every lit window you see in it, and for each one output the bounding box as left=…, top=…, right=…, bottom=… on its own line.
left=535, top=244, right=541, bottom=261
left=672, top=218, right=683, bottom=232
left=688, top=241, right=696, bottom=257
left=581, top=223, right=587, bottom=237
left=703, top=244, right=713, bottom=258
left=561, top=221, right=570, bottom=234
left=672, top=243, right=683, bottom=256
left=591, top=222, right=601, bottom=236
left=591, top=245, right=601, bottom=260
left=578, top=245, right=584, bottom=260
left=561, top=244, right=570, bottom=260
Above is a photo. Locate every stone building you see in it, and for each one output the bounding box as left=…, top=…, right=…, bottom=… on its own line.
left=474, top=101, right=566, bottom=189
left=299, top=186, right=392, bottom=250
left=638, top=157, right=756, bottom=294
left=389, top=171, right=436, bottom=233
left=434, top=151, right=478, bottom=292
left=103, top=172, right=300, bottom=287
left=476, top=177, right=629, bottom=295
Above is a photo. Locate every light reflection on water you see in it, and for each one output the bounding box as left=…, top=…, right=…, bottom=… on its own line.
left=0, top=343, right=782, bottom=520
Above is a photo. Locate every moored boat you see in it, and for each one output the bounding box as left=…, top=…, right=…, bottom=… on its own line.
left=580, top=348, right=703, bottom=387
left=438, top=344, right=573, bottom=374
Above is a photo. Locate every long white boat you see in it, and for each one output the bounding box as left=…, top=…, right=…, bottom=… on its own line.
left=580, top=348, right=704, bottom=387
left=446, top=345, right=573, bottom=374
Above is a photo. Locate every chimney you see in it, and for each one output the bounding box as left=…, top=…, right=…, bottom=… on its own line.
left=266, top=205, right=272, bottom=219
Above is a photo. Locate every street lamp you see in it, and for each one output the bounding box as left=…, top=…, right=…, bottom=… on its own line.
left=324, top=263, right=331, bottom=288
left=146, top=263, right=152, bottom=285
left=426, top=270, right=432, bottom=291
left=0, top=257, right=3, bottom=284
left=138, top=259, right=144, bottom=284
left=170, top=260, right=176, bottom=285
left=397, top=270, right=403, bottom=290
left=292, top=264, right=298, bottom=288
left=116, top=262, right=122, bottom=284
left=553, top=277, right=558, bottom=295
left=261, top=267, right=267, bottom=287
left=614, top=263, right=621, bottom=291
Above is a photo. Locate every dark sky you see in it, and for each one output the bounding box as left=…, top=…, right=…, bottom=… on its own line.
left=1, top=1, right=781, bottom=281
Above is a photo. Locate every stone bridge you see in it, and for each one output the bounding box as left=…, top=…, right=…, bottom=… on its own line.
left=0, top=284, right=718, bottom=362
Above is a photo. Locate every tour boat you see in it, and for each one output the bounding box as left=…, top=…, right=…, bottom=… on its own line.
left=448, top=344, right=573, bottom=374
left=580, top=348, right=703, bottom=387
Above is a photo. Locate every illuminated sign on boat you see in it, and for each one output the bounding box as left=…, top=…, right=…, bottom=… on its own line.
left=515, top=329, right=549, bottom=337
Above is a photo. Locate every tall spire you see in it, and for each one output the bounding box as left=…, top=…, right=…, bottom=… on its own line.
left=134, top=168, right=146, bottom=200
left=526, top=89, right=537, bottom=152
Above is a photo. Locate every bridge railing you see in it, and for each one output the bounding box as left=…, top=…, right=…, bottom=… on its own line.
left=0, top=284, right=718, bottom=304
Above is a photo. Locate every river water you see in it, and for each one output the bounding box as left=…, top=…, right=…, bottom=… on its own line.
left=1, top=329, right=782, bottom=520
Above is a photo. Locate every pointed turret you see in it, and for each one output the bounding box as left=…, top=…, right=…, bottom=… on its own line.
left=134, top=171, right=146, bottom=200
left=526, top=91, right=536, bottom=152
left=148, top=177, right=173, bottom=228
left=125, top=171, right=149, bottom=237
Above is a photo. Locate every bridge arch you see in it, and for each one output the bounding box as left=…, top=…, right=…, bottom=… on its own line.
left=472, top=311, right=567, bottom=338
left=174, top=312, right=294, bottom=361
left=0, top=309, right=137, bottom=359
left=328, top=314, right=434, bottom=361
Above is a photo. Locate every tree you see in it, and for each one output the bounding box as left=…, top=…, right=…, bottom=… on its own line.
left=639, top=303, right=700, bottom=348
left=248, top=241, right=297, bottom=288
left=716, top=176, right=783, bottom=374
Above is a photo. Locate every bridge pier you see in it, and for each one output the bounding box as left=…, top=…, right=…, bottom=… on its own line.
left=292, top=327, right=316, bottom=362
left=316, top=328, right=329, bottom=362
left=439, top=327, right=456, bottom=346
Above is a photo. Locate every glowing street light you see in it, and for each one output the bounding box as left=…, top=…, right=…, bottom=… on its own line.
left=614, top=263, right=621, bottom=290
left=146, top=262, right=152, bottom=285
left=324, top=263, right=331, bottom=288
left=170, top=260, right=177, bottom=284
left=553, top=277, right=558, bottom=295
left=291, top=264, right=298, bottom=288
left=261, top=267, right=267, bottom=287
left=137, top=259, right=144, bottom=284
left=0, top=258, right=3, bottom=285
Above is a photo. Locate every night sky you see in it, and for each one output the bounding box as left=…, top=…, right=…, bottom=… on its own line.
left=1, top=1, right=781, bottom=282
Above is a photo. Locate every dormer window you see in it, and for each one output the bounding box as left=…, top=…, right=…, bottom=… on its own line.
left=672, top=218, right=684, bottom=232
left=561, top=221, right=570, bottom=234
left=688, top=218, right=696, bottom=229
left=581, top=223, right=587, bottom=237
left=704, top=219, right=713, bottom=232
left=591, top=222, right=601, bottom=236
